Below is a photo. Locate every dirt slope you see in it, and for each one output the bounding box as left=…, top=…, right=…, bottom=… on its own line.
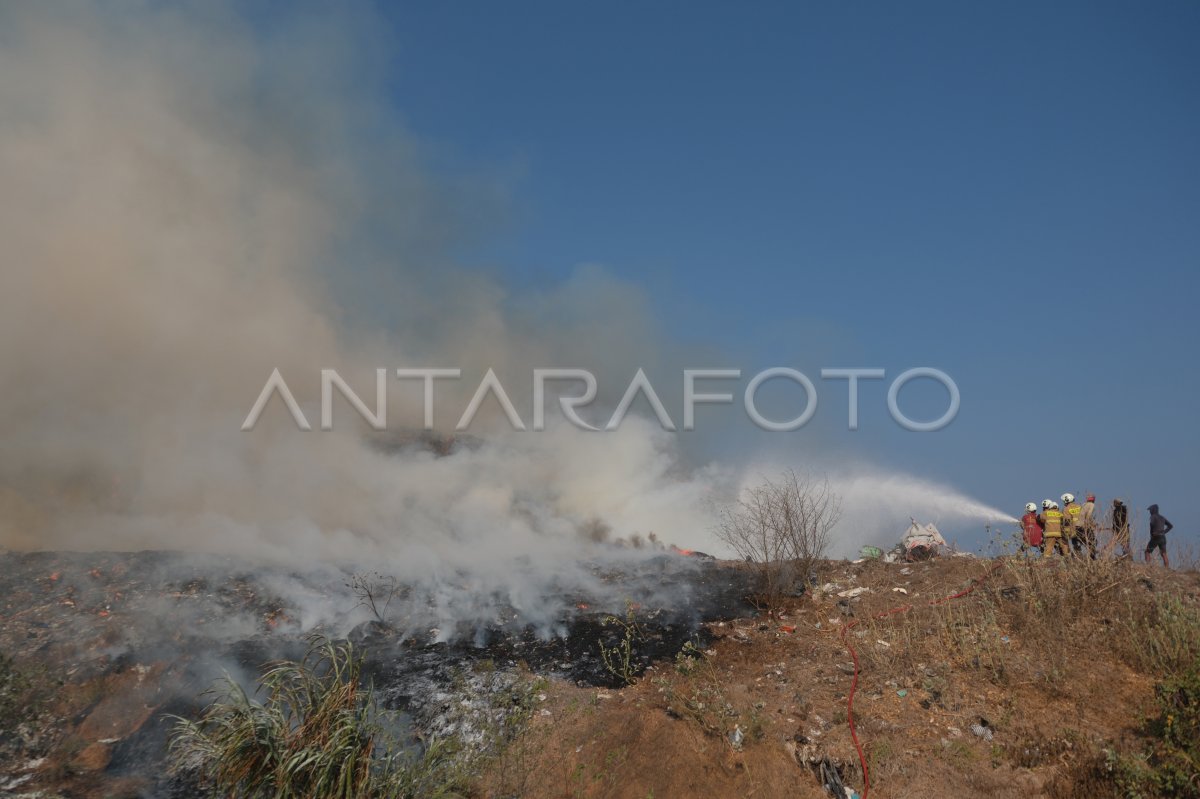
left=476, top=556, right=1200, bottom=799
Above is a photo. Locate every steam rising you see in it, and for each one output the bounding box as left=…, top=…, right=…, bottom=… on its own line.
left=0, top=4, right=1013, bottom=635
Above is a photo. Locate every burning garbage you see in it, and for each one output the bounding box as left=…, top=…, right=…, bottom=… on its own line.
left=899, top=519, right=947, bottom=562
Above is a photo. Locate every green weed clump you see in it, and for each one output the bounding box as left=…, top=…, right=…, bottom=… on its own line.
left=169, top=636, right=467, bottom=799
left=599, top=600, right=644, bottom=687
left=1110, top=665, right=1200, bottom=798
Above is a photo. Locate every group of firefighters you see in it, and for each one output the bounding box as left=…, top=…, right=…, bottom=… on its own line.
left=1020, top=495, right=1175, bottom=567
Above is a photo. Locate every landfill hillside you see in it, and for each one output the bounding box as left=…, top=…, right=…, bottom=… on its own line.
left=1, top=552, right=1198, bottom=799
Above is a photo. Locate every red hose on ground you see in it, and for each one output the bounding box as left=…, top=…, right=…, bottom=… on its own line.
left=837, top=562, right=1004, bottom=798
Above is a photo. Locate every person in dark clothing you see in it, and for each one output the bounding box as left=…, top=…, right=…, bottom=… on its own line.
left=1112, top=499, right=1130, bottom=559
left=1144, top=503, right=1173, bottom=567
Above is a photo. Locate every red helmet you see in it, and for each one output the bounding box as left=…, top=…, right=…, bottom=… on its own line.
left=1086, top=494, right=1095, bottom=502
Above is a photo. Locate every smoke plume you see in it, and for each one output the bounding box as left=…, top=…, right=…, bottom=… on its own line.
left=0, top=4, right=1012, bottom=636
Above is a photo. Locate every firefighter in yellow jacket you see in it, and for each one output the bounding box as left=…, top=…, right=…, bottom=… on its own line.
left=1040, top=499, right=1069, bottom=557
left=1061, top=493, right=1083, bottom=557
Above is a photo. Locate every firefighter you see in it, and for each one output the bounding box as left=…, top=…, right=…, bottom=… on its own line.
left=1078, top=494, right=1098, bottom=559
left=1112, top=499, right=1131, bottom=560
left=1062, top=493, right=1083, bottom=557
left=1021, top=502, right=1044, bottom=554
left=1041, top=499, right=1069, bottom=557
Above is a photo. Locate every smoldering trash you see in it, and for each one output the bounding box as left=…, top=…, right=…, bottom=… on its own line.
left=0, top=547, right=756, bottom=796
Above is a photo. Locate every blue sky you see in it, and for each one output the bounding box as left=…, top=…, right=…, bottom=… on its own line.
left=372, top=1, right=1198, bottom=547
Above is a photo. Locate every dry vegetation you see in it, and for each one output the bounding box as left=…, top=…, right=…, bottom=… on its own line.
left=714, top=469, right=840, bottom=614
left=473, top=555, right=1200, bottom=799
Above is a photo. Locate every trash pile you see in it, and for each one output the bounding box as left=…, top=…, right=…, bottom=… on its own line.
left=856, top=518, right=950, bottom=563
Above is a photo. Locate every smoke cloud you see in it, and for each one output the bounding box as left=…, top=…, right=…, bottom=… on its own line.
left=0, top=3, right=1012, bottom=635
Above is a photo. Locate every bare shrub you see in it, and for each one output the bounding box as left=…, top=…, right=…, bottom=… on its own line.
left=714, top=469, right=840, bottom=612
left=349, top=572, right=403, bottom=624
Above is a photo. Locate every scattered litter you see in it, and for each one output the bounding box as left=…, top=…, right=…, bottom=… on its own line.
left=729, top=725, right=744, bottom=749
left=875, top=640, right=890, bottom=648
left=859, top=545, right=884, bottom=559
left=1000, top=636, right=1011, bottom=644
left=896, top=689, right=908, bottom=698
left=899, top=567, right=913, bottom=575
left=780, top=625, right=796, bottom=634
left=970, top=719, right=994, bottom=741
left=811, top=755, right=848, bottom=798
left=892, top=587, right=908, bottom=595
left=836, top=587, right=870, bottom=599
left=851, top=558, right=865, bottom=564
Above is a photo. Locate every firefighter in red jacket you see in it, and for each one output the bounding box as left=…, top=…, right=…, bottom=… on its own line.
left=1021, top=502, right=1044, bottom=554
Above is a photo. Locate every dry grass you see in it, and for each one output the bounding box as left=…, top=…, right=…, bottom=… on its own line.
left=169, top=636, right=468, bottom=799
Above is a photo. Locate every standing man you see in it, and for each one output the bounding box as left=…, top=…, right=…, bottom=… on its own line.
left=1079, top=494, right=1098, bottom=559
left=1145, top=504, right=1173, bottom=567
left=1042, top=500, right=1069, bottom=557
left=1021, top=502, right=1044, bottom=554
left=1112, top=499, right=1131, bottom=559
left=1062, top=493, right=1083, bottom=557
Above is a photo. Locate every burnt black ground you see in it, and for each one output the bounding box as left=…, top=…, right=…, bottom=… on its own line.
left=0, top=550, right=758, bottom=798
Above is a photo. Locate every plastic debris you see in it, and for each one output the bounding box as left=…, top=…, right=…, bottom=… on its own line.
left=892, top=587, right=908, bottom=594
left=729, top=725, right=744, bottom=749
left=970, top=720, right=994, bottom=741
left=836, top=587, right=870, bottom=599
left=859, top=545, right=884, bottom=559
left=896, top=689, right=908, bottom=698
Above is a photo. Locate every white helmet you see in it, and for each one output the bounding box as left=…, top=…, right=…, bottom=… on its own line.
left=1051, top=501, right=1060, bottom=509
left=1062, top=493, right=1075, bottom=505
left=1042, top=499, right=1053, bottom=509
left=1025, top=502, right=1037, bottom=513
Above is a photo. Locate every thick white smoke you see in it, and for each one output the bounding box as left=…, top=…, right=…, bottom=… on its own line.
left=0, top=3, right=1012, bottom=636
